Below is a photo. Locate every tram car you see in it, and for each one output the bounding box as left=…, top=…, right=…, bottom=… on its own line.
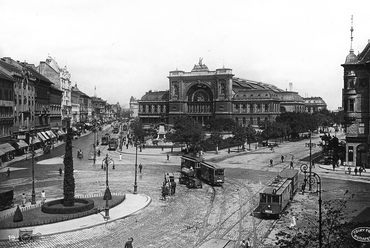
left=108, top=138, right=118, bottom=150
left=255, top=168, right=298, bottom=218
left=199, top=161, right=225, bottom=186
left=101, top=134, right=110, bottom=145
left=180, top=154, right=203, bottom=170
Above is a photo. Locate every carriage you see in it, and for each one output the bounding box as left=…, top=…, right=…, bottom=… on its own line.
left=255, top=168, right=298, bottom=218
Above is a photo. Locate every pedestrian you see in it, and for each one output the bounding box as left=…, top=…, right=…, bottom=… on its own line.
left=354, top=167, right=358, bottom=175
left=359, top=167, right=363, bottom=176
left=124, top=237, right=134, bottom=248
left=167, top=154, right=169, bottom=161
left=6, top=168, right=10, bottom=177
left=97, top=149, right=101, bottom=156
left=332, top=162, right=336, bottom=171
left=119, top=154, right=122, bottom=161
left=290, top=161, right=294, bottom=169
left=338, top=159, right=342, bottom=167
left=281, top=155, right=284, bottom=163
left=246, top=238, right=251, bottom=248
left=240, top=240, right=247, bottom=248
left=59, top=167, right=63, bottom=176
left=139, top=163, right=142, bottom=173
left=270, top=159, right=273, bottom=167
left=21, top=193, right=26, bottom=207
left=41, top=190, right=46, bottom=204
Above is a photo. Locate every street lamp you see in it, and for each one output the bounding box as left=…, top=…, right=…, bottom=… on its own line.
left=133, top=140, right=139, bottom=194
left=30, top=133, right=36, bottom=205
left=300, top=163, right=322, bottom=248
left=306, top=130, right=317, bottom=191
left=93, top=126, right=96, bottom=164
left=102, top=154, right=113, bottom=220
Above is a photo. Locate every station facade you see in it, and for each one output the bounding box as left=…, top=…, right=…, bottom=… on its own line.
left=138, top=59, right=306, bottom=128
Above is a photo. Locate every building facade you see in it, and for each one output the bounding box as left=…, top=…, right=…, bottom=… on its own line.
left=138, top=59, right=306, bottom=128
left=0, top=69, right=15, bottom=144
left=342, top=29, right=370, bottom=169
left=303, top=97, right=327, bottom=113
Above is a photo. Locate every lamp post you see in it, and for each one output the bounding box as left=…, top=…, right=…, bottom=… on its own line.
left=300, top=163, right=322, bottom=248
left=93, top=125, right=96, bottom=164
left=133, top=140, right=139, bottom=194
left=102, top=154, right=113, bottom=220
left=30, top=133, right=36, bottom=205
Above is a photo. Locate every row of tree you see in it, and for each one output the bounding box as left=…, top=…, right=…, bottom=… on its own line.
left=130, top=109, right=343, bottom=153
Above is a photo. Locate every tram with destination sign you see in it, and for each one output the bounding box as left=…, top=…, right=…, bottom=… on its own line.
left=255, top=168, right=298, bottom=218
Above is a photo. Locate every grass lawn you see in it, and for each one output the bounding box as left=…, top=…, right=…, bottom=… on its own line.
left=0, top=195, right=125, bottom=229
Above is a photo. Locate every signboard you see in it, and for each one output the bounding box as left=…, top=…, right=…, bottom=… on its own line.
left=17, top=135, right=26, bottom=140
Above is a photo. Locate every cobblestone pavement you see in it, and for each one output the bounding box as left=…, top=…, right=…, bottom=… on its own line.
left=1, top=130, right=370, bottom=247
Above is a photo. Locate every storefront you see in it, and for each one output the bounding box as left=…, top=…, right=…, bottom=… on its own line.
left=0, top=143, right=16, bottom=162
left=10, top=140, right=29, bottom=156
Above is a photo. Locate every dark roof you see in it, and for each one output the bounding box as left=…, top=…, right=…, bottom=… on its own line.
left=24, top=64, right=52, bottom=84
left=357, top=43, right=370, bottom=63
left=232, top=77, right=285, bottom=92
left=0, top=68, right=15, bottom=82
left=0, top=59, right=22, bottom=76
left=140, top=91, right=169, bottom=101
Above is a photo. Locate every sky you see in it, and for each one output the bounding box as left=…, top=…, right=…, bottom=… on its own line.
left=1, top=0, right=370, bottom=110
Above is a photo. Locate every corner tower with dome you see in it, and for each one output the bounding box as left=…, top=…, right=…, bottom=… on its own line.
left=342, top=16, right=370, bottom=169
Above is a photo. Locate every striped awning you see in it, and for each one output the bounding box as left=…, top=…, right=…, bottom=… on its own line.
left=31, top=136, right=42, bottom=144
left=46, top=130, right=56, bottom=138
left=37, top=133, right=47, bottom=142
left=0, top=143, right=15, bottom=153
left=41, top=131, right=50, bottom=140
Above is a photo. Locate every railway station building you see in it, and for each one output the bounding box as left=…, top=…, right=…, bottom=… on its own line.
left=138, top=59, right=305, bottom=128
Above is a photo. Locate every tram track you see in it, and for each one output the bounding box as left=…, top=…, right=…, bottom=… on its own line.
left=194, top=177, right=278, bottom=247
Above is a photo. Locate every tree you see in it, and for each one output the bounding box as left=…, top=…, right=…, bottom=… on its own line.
left=166, top=116, right=203, bottom=152
left=245, top=124, right=257, bottom=149
left=275, top=191, right=359, bottom=247
left=63, top=121, right=75, bottom=206
left=130, top=118, right=146, bottom=143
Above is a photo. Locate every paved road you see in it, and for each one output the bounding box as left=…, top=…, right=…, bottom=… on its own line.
left=0, top=130, right=369, bottom=247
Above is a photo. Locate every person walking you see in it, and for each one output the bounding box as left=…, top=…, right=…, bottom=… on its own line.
left=281, top=155, right=284, bottom=163
left=332, top=162, right=336, bottom=171
left=240, top=240, right=247, bottom=248
left=290, top=161, right=294, bottom=169
left=124, top=237, right=134, bottom=248
left=21, top=193, right=26, bottom=207
left=246, top=238, right=251, bottom=248
left=59, top=168, right=63, bottom=176
left=270, top=159, right=273, bottom=167
left=359, top=167, right=363, bottom=176
left=6, top=168, right=10, bottom=177
left=354, top=167, right=358, bottom=175
left=41, top=190, right=46, bottom=204
left=139, top=163, right=143, bottom=173
left=167, top=154, right=170, bottom=161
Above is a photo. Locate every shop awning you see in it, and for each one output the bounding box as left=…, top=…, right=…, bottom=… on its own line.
left=41, top=131, right=50, bottom=140
left=0, top=143, right=16, bottom=153
left=37, top=132, right=47, bottom=142
left=18, top=140, right=29, bottom=148
left=46, top=130, right=56, bottom=139
left=31, top=136, right=42, bottom=144
left=58, top=130, right=66, bottom=136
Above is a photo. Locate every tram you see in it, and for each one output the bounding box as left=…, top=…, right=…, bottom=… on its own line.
left=199, top=161, right=225, bottom=185
left=180, top=155, right=224, bottom=186
left=108, top=138, right=118, bottom=150
left=255, top=168, right=298, bottom=218
left=101, top=134, right=110, bottom=145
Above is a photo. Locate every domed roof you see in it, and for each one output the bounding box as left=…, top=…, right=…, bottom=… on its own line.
left=280, top=92, right=304, bottom=102
left=345, top=50, right=358, bottom=64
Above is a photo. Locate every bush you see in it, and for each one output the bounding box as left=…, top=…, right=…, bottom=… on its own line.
left=13, top=205, right=23, bottom=222
left=41, top=198, right=94, bottom=214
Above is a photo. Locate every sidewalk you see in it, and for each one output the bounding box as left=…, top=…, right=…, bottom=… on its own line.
left=318, top=163, right=370, bottom=180
left=0, top=193, right=151, bottom=241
